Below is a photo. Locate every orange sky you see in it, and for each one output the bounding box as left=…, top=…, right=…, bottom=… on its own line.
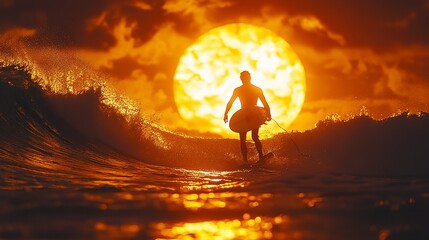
left=1, top=0, right=429, bottom=135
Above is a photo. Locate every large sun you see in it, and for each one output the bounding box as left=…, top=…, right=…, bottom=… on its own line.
left=174, top=23, right=306, bottom=138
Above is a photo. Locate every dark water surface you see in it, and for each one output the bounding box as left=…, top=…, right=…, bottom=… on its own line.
left=2, top=161, right=429, bottom=239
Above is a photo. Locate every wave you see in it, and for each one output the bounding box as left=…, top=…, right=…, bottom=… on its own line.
left=268, top=112, right=429, bottom=176
left=0, top=64, right=243, bottom=171
left=1, top=58, right=429, bottom=177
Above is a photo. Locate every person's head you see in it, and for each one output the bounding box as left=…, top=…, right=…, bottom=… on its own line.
left=240, top=70, right=251, bottom=84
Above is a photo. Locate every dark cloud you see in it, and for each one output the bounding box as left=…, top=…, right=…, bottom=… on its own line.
left=1, top=0, right=111, bottom=48
left=279, top=0, right=428, bottom=50
left=304, top=60, right=393, bottom=101
left=207, top=0, right=429, bottom=51
left=116, top=1, right=167, bottom=46
left=397, top=56, right=429, bottom=81
left=100, top=56, right=143, bottom=79
left=287, top=25, right=343, bottom=50
left=0, top=0, right=168, bottom=49
left=164, top=13, right=201, bottom=40
left=3, top=0, right=427, bottom=51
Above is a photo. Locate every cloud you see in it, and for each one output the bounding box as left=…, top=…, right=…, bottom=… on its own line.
left=73, top=18, right=193, bottom=122
left=300, top=43, right=429, bottom=95
left=131, top=0, right=153, bottom=11
left=76, top=19, right=189, bottom=68
left=163, top=0, right=233, bottom=17
left=0, top=0, right=168, bottom=49
left=3, top=0, right=428, bottom=52
left=382, top=63, right=429, bottom=106
left=212, top=0, right=429, bottom=50
left=162, top=0, right=234, bottom=36
left=0, top=27, right=36, bottom=43
left=287, top=15, right=346, bottom=46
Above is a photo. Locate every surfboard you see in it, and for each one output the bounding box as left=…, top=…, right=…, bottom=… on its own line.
left=229, top=106, right=267, bottom=133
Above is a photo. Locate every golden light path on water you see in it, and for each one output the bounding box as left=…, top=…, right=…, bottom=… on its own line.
left=174, top=23, right=306, bottom=138
left=82, top=169, right=325, bottom=239
left=152, top=214, right=289, bottom=240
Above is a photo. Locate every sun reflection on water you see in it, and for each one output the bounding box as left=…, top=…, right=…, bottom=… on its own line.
left=297, top=192, right=324, bottom=208
left=152, top=214, right=290, bottom=240
left=146, top=170, right=290, bottom=240
left=153, top=191, right=274, bottom=211
left=176, top=169, right=251, bottom=192
left=94, top=222, right=143, bottom=239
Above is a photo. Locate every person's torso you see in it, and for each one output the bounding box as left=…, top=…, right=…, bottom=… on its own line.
left=235, top=84, right=261, bottom=108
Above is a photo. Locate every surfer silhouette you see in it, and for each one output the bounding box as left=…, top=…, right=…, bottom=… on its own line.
left=224, top=70, right=271, bottom=163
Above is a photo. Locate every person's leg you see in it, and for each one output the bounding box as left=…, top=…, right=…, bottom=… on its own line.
left=252, top=128, right=263, bottom=160
left=239, top=132, right=248, bottom=162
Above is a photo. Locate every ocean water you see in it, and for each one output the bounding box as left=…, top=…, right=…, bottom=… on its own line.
left=1, top=50, right=429, bottom=239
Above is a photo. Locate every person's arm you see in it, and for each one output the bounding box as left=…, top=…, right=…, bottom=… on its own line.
left=259, top=89, right=271, bottom=121
left=224, top=90, right=238, bottom=123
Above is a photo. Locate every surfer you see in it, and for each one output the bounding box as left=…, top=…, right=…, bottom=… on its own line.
left=224, top=70, right=271, bottom=163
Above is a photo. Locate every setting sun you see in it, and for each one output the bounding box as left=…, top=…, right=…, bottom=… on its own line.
left=174, top=23, right=306, bottom=137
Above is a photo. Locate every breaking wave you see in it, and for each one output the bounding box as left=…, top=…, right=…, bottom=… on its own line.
left=1, top=45, right=429, bottom=178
